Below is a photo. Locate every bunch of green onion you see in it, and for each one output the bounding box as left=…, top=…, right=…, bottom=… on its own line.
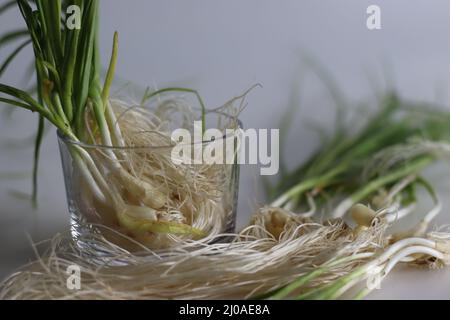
left=0, top=0, right=210, bottom=241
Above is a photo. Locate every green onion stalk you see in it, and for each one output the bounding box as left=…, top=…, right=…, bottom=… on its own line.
left=270, top=93, right=450, bottom=221
left=263, top=92, right=450, bottom=299
left=269, top=234, right=450, bottom=300
left=0, top=0, right=210, bottom=245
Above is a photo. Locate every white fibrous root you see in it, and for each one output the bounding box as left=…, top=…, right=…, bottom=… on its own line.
left=2, top=205, right=450, bottom=300
left=70, top=97, right=241, bottom=250
left=0, top=207, right=450, bottom=299
left=0, top=207, right=379, bottom=299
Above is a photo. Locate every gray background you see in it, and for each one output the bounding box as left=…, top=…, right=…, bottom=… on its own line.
left=2, top=0, right=450, bottom=299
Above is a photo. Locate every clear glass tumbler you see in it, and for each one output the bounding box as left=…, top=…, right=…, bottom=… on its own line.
left=57, top=109, right=241, bottom=252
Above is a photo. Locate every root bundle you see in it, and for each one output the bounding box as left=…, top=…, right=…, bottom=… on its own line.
left=2, top=205, right=449, bottom=300
left=67, top=97, right=241, bottom=250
